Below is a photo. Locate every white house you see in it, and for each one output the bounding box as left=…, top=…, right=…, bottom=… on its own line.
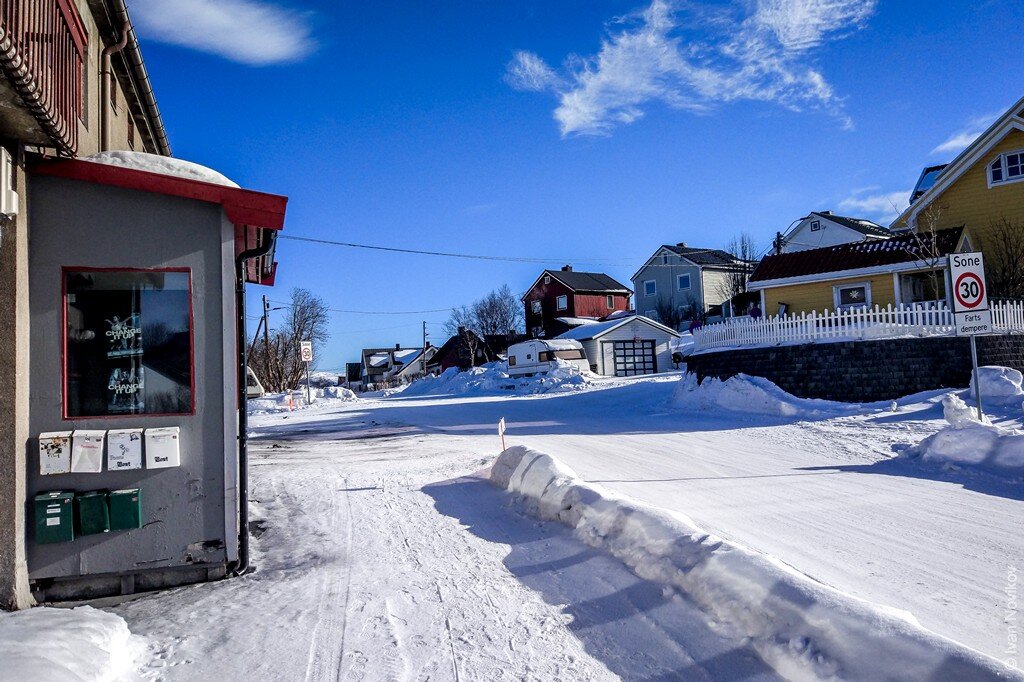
left=778, top=211, right=891, bottom=253
left=556, top=315, right=680, bottom=377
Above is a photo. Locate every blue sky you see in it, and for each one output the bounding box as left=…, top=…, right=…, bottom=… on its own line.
left=127, top=0, right=1024, bottom=369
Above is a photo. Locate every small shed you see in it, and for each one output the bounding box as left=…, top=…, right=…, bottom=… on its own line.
left=556, top=315, right=680, bottom=376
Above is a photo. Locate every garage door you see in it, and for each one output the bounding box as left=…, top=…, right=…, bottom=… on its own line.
left=611, top=340, right=656, bottom=376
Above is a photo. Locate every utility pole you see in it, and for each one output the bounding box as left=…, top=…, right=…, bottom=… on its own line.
left=422, top=320, right=429, bottom=375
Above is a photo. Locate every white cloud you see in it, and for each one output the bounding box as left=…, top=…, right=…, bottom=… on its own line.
left=931, top=114, right=999, bottom=156
left=128, top=0, right=314, bottom=65
left=838, top=188, right=911, bottom=220
left=506, top=0, right=876, bottom=136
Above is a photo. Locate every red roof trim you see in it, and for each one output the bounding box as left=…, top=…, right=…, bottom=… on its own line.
left=29, top=158, right=287, bottom=285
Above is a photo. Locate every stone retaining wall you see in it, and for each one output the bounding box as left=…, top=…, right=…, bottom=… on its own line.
left=684, top=335, right=1024, bottom=402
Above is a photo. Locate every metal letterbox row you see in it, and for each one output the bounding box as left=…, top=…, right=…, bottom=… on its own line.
left=34, top=488, right=143, bottom=544
left=38, top=427, right=180, bottom=475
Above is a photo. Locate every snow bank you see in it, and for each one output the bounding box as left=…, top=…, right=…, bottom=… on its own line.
left=84, top=150, right=239, bottom=188
left=941, top=392, right=987, bottom=426
left=490, top=447, right=1013, bottom=680
left=910, top=420, right=1024, bottom=475
left=402, top=361, right=592, bottom=397
left=970, top=366, right=1024, bottom=401
left=0, top=606, right=146, bottom=680
left=249, top=386, right=358, bottom=414
left=673, top=373, right=857, bottom=419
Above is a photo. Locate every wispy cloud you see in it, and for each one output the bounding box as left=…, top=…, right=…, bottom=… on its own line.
left=128, top=0, right=314, bottom=65
left=931, top=114, right=999, bottom=156
left=506, top=0, right=876, bottom=136
left=838, top=188, right=910, bottom=220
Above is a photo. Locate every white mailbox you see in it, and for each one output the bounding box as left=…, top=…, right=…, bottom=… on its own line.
left=39, top=431, right=73, bottom=475
left=107, top=428, right=143, bottom=471
left=146, top=427, right=181, bottom=469
left=70, top=430, right=106, bottom=473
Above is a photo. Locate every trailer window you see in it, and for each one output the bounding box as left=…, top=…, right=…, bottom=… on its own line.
left=64, top=268, right=194, bottom=418
left=553, top=349, right=585, bottom=360
left=508, top=355, right=517, bottom=366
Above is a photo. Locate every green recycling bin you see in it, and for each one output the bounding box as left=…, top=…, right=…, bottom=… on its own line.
left=109, top=488, right=142, bottom=531
left=34, top=491, right=74, bottom=544
left=75, top=491, right=110, bottom=536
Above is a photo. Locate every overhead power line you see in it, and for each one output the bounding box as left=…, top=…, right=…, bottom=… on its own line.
left=267, top=299, right=454, bottom=315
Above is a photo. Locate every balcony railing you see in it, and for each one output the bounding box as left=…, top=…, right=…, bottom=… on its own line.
left=0, top=0, right=86, bottom=154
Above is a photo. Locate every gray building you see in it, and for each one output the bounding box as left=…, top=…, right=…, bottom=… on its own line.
left=631, top=244, right=752, bottom=327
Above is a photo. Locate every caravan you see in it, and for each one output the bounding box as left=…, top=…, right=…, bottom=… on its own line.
left=506, top=339, right=589, bottom=377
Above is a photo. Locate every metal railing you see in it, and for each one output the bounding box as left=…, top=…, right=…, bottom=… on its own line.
left=0, top=0, right=86, bottom=154
left=692, top=301, right=1024, bottom=353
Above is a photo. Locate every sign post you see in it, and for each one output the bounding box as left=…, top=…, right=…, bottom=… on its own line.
left=949, top=252, right=991, bottom=420
left=498, top=417, right=506, bottom=451
left=300, top=340, right=313, bottom=406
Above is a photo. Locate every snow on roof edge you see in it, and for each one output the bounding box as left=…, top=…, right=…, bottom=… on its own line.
left=82, top=151, right=239, bottom=188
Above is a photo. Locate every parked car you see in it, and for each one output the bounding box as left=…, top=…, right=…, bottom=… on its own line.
left=246, top=366, right=266, bottom=398
left=507, top=339, right=589, bottom=377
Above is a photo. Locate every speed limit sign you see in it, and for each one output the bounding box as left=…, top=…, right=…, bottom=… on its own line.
left=949, top=252, right=991, bottom=335
left=300, top=340, right=314, bottom=362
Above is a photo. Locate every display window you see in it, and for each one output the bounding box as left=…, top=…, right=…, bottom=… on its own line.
left=63, top=268, right=194, bottom=418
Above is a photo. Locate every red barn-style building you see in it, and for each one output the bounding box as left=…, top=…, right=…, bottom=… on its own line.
left=522, top=266, right=632, bottom=338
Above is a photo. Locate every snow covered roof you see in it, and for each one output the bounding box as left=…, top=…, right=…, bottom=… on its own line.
left=510, top=339, right=584, bottom=352
left=84, top=151, right=239, bottom=188
left=393, top=348, right=422, bottom=365
left=368, top=353, right=390, bottom=368
left=556, top=315, right=680, bottom=341
left=555, top=316, right=599, bottom=326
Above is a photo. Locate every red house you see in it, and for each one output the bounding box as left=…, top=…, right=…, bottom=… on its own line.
left=522, top=266, right=632, bottom=338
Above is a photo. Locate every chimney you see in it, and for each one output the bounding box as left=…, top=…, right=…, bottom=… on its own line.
left=395, top=343, right=401, bottom=350
left=561, top=264, right=573, bottom=272
left=820, top=210, right=832, bottom=215
left=676, top=242, right=687, bottom=248
left=457, top=326, right=466, bottom=334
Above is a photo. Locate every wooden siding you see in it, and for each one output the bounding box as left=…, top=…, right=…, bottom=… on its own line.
left=758, top=273, right=896, bottom=316
left=575, top=292, right=628, bottom=318
left=906, top=129, right=1024, bottom=249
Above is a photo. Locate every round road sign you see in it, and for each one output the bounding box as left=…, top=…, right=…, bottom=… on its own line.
left=954, top=271, right=985, bottom=309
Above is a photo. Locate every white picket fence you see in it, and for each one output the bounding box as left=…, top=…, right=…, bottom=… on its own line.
left=692, top=301, right=1024, bottom=353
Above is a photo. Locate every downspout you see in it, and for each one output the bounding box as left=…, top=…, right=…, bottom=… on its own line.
left=231, top=232, right=277, bottom=576
left=100, top=22, right=129, bottom=153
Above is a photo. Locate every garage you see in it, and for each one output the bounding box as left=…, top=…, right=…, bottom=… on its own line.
left=554, top=314, right=679, bottom=377
left=610, top=339, right=657, bottom=376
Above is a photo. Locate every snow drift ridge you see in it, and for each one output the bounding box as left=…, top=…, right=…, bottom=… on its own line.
left=490, top=446, right=1017, bottom=681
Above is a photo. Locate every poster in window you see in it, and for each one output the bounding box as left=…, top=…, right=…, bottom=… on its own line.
left=65, top=270, right=193, bottom=418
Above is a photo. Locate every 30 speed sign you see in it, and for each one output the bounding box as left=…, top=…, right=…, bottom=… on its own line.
left=300, top=340, right=314, bottom=362
left=949, top=252, right=991, bottom=335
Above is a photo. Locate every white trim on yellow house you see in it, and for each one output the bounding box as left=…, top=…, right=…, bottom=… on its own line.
left=746, top=257, right=952, bottom=291
left=894, top=95, right=1024, bottom=230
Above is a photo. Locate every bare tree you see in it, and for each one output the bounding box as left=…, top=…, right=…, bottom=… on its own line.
left=983, top=217, right=1024, bottom=299
left=443, top=284, right=524, bottom=338
left=654, top=295, right=685, bottom=331
left=716, top=233, right=757, bottom=309
left=250, top=288, right=330, bottom=392
left=903, top=204, right=946, bottom=305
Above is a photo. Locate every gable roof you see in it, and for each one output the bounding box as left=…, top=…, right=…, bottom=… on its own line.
left=662, top=245, right=742, bottom=266
left=555, top=314, right=680, bottom=341
left=809, top=212, right=890, bottom=238
left=523, top=269, right=632, bottom=299
left=895, top=94, right=1024, bottom=228
left=749, top=227, right=964, bottom=283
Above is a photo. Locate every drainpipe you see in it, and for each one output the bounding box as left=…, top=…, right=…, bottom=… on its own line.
left=100, top=22, right=129, bottom=153
left=231, top=232, right=277, bottom=577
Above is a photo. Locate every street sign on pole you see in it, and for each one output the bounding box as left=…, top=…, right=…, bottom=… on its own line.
left=300, top=341, right=313, bottom=405
left=949, top=252, right=990, bottom=420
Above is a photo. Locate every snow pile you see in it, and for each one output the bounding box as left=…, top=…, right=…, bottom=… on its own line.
left=84, top=150, right=240, bottom=188
left=970, top=365, right=1024, bottom=401
left=249, top=387, right=358, bottom=414
left=402, top=361, right=592, bottom=397
left=910, top=420, right=1024, bottom=475
left=941, top=392, right=987, bottom=426
left=490, top=446, right=1011, bottom=680
left=673, top=372, right=853, bottom=419
left=0, top=606, right=146, bottom=680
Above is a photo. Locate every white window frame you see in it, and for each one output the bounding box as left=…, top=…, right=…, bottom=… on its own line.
left=556, top=294, right=568, bottom=311
left=810, top=219, right=821, bottom=232
left=643, top=280, right=657, bottom=297
left=677, top=273, right=691, bottom=291
left=987, top=149, right=1024, bottom=188
left=531, top=300, right=541, bottom=314
left=544, top=275, right=551, bottom=284
left=606, top=294, right=614, bottom=309
left=644, top=309, right=658, bottom=320
left=832, top=281, right=872, bottom=310
left=661, top=254, right=670, bottom=265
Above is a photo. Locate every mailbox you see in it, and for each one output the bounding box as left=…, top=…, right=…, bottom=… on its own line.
left=109, top=489, right=142, bottom=531
left=71, top=430, right=105, bottom=473
left=107, top=429, right=143, bottom=471
left=145, top=427, right=181, bottom=468
left=75, top=491, right=110, bottom=536
left=39, top=431, right=73, bottom=475
left=34, top=491, right=75, bottom=544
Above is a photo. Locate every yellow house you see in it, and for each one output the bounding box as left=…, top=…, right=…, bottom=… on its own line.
left=894, top=95, right=1024, bottom=297
left=747, top=227, right=969, bottom=317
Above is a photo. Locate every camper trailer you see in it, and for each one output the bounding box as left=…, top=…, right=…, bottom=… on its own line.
left=507, top=339, right=589, bottom=377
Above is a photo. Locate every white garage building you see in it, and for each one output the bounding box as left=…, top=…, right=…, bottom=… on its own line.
left=556, top=315, right=680, bottom=376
